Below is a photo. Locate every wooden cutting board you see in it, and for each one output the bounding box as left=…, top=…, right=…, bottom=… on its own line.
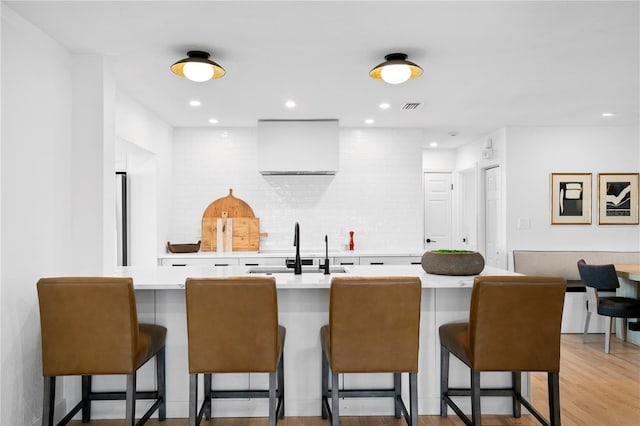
left=201, top=189, right=266, bottom=251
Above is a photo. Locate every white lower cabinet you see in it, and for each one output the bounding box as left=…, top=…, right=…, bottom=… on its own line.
left=161, top=257, right=240, bottom=267
left=333, top=257, right=360, bottom=266
left=239, top=257, right=286, bottom=267
left=160, top=254, right=422, bottom=267
left=359, top=256, right=421, bottom=265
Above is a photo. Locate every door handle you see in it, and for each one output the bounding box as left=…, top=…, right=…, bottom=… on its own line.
left=426, top=238, right=437, bottom=243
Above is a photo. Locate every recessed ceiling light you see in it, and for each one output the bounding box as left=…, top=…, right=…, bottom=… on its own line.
left=379, top=102, right=391, bottom=110
left=189, top=99, right=201, bottom=107
left=429, top=141, right=438, bottom=148
left=601, top=112, right=615, bottom=117
left=285, top=100, right=296, bottom=108
left=208, top=118, right=219, bottom=124
left=364, top=118, right=375, bottom=124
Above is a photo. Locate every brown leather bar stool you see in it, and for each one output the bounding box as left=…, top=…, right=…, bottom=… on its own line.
left=185, top=277, right=285, bottom=426
left=320, top=276, right=422, bottom=426
left=37, top=277, right=167, bottom=426
left=440, top=276, right=566, bottom=426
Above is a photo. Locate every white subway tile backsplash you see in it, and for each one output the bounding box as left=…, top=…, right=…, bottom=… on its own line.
left=170, top=127, right=424, bottom=252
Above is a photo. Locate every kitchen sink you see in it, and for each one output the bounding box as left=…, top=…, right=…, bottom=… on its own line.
left=248, top=266, right=347, bottom=274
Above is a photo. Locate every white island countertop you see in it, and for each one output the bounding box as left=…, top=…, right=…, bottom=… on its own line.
left=114, top=264, right=518, bottom=290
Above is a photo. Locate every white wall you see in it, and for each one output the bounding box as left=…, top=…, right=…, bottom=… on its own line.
left=505, top=126, right=640, bottom=255
left=456, top=128, right=506, bottom=171
left=170, top=127, right=425, bottom=252
left=1, top=6, right=73, bottom=425
left=452, top=129, right=509, bottom=266
left=422, top=148, right=456, bottom=171
left=116, top=91, right=173, bottom=265
left=450, top=126, right=639, bottom=268
left=71, top=54, right=116, bottom=274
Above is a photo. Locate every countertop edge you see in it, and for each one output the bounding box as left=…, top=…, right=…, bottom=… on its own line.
left=118, top=265, right=518, bottom=290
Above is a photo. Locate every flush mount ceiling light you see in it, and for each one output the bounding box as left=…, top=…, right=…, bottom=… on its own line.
left=171, top=50, right=225, bottom=82
left=369, top=53, right=423, bottom=85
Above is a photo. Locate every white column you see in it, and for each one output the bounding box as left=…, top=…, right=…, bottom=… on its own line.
left=71, top=54, right=116, bottom=274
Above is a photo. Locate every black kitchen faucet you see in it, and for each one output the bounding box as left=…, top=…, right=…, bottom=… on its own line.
left=293, top=222, right=302, bottom=274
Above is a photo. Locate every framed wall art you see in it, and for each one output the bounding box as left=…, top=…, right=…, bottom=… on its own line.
left=598, top=173, right=639, bottom=225
left=550, top=173, right=592, bottom=224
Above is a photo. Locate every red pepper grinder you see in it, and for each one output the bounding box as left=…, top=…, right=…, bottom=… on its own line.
left=349, top=231, right=355, bottom=251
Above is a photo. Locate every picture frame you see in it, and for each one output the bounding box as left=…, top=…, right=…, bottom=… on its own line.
left=598, top=173, right=639, bottom=225
left=550, top=173, right=592, bottom=224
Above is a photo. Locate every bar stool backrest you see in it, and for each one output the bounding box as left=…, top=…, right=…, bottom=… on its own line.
left=469, top=276, right=566, bottom=372
left=37, top=277, right=139, bottom=376
left=329, top=277, right=421, bottom=373
left=185, top=277, right=279, bottom=374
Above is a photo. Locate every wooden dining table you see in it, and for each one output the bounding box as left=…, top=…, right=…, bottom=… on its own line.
left=614, top=264, right=640, bottom=345
left=615, top=263, right=640, bottom=281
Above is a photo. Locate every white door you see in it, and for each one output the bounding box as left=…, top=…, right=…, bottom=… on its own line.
left=458, top=168, right=478, bottom=251
left=424, top=172, right=452, bottom=250
left=484, top=166, right=503, bottom=268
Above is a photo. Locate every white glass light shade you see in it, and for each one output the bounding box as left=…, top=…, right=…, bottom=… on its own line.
left=380, top=64, right=412, bottom=84
left=183, top=62, right=214, bottom=82
left=369, top=53, right=422, bottom=85
left=170, top=51, right=225, bottom=82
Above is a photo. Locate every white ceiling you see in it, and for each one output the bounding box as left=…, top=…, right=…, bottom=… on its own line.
left=6, top=1, right=639, bottom=147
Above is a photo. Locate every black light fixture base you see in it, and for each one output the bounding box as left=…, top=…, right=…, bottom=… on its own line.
left=186, top=51, right=211, bottom=59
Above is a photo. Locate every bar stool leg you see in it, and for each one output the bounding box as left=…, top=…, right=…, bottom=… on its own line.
left=203, top=374, right=211, bottom=420
left=512, top=371, right=522, bottom=418
left=440, top=346, right=450, bottom=416
left=125, top=373, right=136, bottom=426
left=81, top=375, right=91, bottom=422
left=156, top=348, right=166, bottom=420
left=277, top=352, right=285, bottom=419
left=42, top=376, right=55, bottom=426
left=331, top=372, right=339, bottom=426
left=548, top=372, right=561, bottom=426
left=393, top=372, right=402, bottom=418
left=321, top=351, right=328, bottom=419
left=269, top=371, right=277, bottom=426
left=189, top=374, right=198, bottom=426
left=409, top=372, right=418, bottom=426
left=471, top=370, right=481, bottom=426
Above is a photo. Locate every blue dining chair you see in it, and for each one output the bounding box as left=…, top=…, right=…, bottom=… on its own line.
left=577, top=259, right=640, bottom=353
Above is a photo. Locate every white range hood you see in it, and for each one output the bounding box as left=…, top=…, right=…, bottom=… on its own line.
left=258, top=119, right=339, bottom=175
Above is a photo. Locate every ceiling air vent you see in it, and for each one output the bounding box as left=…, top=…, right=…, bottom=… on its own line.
left=401, top=102, right=423, bottom=110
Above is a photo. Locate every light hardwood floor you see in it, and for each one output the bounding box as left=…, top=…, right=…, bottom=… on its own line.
left=70, top=334, right=640, bottom=426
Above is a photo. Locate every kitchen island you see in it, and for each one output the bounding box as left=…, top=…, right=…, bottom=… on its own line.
left=78, top=264, right=523, bottom=420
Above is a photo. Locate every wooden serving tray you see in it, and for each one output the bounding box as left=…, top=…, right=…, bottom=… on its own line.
left=201, top=189, right=267, bottom=251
